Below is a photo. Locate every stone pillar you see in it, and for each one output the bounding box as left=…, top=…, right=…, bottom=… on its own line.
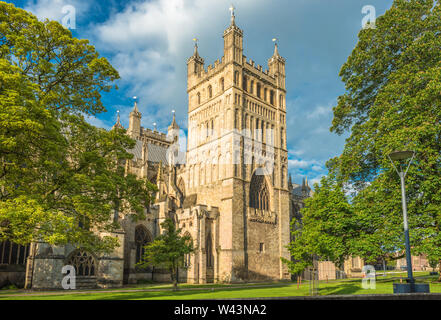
left=212, top=211, right=220, bottom=283
left=198, top=211, right=206, bottom=284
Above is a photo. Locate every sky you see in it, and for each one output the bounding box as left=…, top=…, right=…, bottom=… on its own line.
left=9, top=0, right=394, bottom=187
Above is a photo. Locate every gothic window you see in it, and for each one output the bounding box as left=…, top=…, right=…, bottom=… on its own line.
left=135, top=226, right=152, bottom=265
left=249, top=173, right=270, bottom=211
left=0, top=240, right=30, bottom=265
left=242, top=75, right=248, bottom=92
left=66, top=249, right=96, bottom=276
left=206, top=233, right=213, bottom=268
left=220, top=78, right=225, bottom=92
left=197, top=92, right=201, bottom=105
left=234, top=71, right=239, bottom=86
left=270, top=90, right=275, bottom=105
left=279, top=94, right=284, bottom=108
left=264, top=88, right=268, bottom=101
left=257, top=83, right=261, bottom=98
left=208, top=85, right=213, bottom=99
left=250, top=80, right=254, bottom=94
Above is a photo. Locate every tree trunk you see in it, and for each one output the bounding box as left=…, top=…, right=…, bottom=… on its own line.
left=171, top=266, right=178, bottom=291
left=438, top=259, right=441, bottom=282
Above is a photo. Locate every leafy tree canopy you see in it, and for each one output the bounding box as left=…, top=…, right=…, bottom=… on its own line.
left=285, top=0, right=441, bottom=274
left=0, top=2, right=156, bottom=253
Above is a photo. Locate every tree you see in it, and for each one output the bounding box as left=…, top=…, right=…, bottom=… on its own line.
left=137, top=219, right=193, bottom=290
left=328, top=0, right=441, bottom=278
left=282, top=174, right=355, bottom=275
left=0, top=2, right=157, bottom=253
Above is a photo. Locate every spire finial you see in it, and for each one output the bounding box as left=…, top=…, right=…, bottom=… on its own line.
left=112, top=109, right=123, bottom=130
left=169, top=109, right=179, bottom=130
left=229, top=4, right=236, bottom=25
left=272, top=38, right=279, bottom=56
left=132, top=96, right=139, bottom=112
left=192, top=38, right=199, bottom=55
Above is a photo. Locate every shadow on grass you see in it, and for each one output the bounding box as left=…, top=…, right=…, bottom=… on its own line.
left=93, top=283, right=296, bottom=300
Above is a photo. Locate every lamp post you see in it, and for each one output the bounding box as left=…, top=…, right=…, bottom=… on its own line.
left=388, top=150, right=415, bottom=290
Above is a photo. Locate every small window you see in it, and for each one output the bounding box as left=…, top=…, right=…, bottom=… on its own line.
left=208, top=85, right=213, bottom=99
left=220, top=78, right=225, bottom=92
left=259, top=243, right=265, bottom=253
left=197, top=92, right=201, bottom=105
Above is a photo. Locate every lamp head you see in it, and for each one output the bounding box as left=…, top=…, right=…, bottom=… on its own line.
left=389, top=150, right=414, bottom=161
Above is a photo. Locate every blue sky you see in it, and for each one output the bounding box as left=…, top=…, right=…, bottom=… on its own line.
left=9, top=0, right=394, bottom=186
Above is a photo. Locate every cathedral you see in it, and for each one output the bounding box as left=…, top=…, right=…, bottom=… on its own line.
left=0, top=11, right=312, bottom=289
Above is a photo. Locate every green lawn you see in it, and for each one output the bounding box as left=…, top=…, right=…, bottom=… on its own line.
left=0, top=272, right=439, bottom=300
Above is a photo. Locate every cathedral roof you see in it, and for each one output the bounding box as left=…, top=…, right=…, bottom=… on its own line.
left=127, top=139, right=169, bottom=164
left=147, top=143, right=169, bottom=164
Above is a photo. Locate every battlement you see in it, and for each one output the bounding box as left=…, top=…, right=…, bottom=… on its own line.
left=141, top=127, right=169, bottom=142
left=199, top=56, right=227, bottom=79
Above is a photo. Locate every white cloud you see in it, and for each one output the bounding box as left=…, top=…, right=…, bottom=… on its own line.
left=307, top=104, right=332, bottom=119
left=83, top=113, right=112, bottom=130
left=288, top=159, right=311, bottom=169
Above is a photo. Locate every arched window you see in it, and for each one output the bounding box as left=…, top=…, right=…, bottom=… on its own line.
left=0, top=240, right=30, bottom=265
left=135, top=226, right=152, bottom=265
left=257, top=83, right=261, bottom=98
left=206, top=233, right=213, bottom=268
left=208, top=85, right=213, bottom=99
left=220, top=78, right=225, bottom=92
left=249, top=173, right=270, bottom=211
left=242, top=75, right=248, bottom=92
left=197, top=92, right=201, bottom=105
left=66, top=249, right=96, bottom=276
left=250, top=80, right=254, bottom=94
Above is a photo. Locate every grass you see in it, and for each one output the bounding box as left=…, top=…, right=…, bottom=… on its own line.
left=0, top=272, right=439, bottom=300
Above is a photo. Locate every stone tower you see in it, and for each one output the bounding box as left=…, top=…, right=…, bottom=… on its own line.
left=183, top=9, right=290, bottom=282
